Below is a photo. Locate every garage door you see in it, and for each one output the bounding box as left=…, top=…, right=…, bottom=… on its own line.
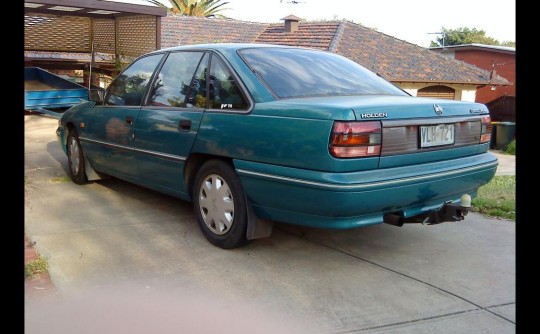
left=417, top=85, right=456, bottom=100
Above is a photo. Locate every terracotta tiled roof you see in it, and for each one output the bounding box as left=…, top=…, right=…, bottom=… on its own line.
left=161, top=15, right=267, bottom=48
left=255, top=22, right=340, bottom=50
left=334, top=22, right=508, bottom=85
left=160, top=15, right=508, bottom=85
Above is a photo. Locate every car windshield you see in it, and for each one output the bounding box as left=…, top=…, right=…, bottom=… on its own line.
left=238, top=47, right=407, bottom=99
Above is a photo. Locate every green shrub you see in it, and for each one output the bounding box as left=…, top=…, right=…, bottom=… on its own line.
left=25, top=256, right=49, bottom=278
left=505, top=139, right=516, bottom=155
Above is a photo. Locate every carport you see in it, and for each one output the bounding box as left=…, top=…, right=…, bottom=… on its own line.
left=24, top=0, right=167, bottom=86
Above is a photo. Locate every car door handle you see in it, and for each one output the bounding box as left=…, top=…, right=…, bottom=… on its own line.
left=179, top=119, right=192, bottom=131
left=125, top=116, right=134, bottom=125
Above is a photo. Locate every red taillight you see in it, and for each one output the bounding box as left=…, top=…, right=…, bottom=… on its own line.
left=480, top=116, right=492, bottom=144
left=329, top=121, right=382, bottom=158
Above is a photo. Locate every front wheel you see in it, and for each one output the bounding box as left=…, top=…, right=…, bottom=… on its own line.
left=67, top=129, right=87, bottom=185
left=193, top=160, right=249, bottom=249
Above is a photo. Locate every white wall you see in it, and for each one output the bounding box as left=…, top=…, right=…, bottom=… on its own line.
left=402, top=88, right=418, bottom=96
left=393, top=82, right=477, bottom=101
left=459, top=89, right=477, bottom=102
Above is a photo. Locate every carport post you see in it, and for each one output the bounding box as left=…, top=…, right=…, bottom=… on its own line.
left=114, top=17, right=120, bottom=69
left=156, top=16, right=161, bottom=50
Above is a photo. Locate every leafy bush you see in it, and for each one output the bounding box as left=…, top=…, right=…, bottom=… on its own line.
left=25, top=256, right=49, bottom=278
left=505, top=139, right=516, bottom=155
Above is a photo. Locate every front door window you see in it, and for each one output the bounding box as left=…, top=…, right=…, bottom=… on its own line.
left=105, top=54, right=163, bottom=106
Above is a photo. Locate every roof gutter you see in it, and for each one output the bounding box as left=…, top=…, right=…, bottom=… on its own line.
left=388, top=79, right=510, bottom=86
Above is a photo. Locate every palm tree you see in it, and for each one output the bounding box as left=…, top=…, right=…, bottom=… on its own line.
left=145, top=0, right=230, bottom=18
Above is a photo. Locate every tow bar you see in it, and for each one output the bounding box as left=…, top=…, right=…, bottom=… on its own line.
left=383, top=194, right=472, bottom=227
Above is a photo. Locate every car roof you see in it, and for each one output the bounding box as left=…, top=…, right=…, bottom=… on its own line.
left=151, top=43, right=317, bottom=54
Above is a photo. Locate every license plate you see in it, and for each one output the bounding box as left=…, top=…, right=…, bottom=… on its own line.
left=420, top=124, right=455, bottom=148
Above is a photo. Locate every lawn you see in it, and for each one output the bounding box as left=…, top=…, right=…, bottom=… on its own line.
left=472, top=175, right=515, bottom=220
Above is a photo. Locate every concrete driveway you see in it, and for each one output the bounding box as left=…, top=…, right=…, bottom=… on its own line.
left=24, top=115, right=515, bottom=333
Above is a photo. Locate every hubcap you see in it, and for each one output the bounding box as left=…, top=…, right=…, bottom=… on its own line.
left=69, top=136, right=80, bottom=175
left=198, top=174, right=234, bottom=235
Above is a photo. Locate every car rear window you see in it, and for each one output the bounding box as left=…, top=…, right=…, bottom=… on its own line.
left=238, top=47, right=407, bottom=99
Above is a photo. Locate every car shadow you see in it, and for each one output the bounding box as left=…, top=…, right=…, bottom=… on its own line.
left=45, top=138, right=396, bottom=250
left=46, top=140, right=70, bottom=176
left=44, top=139, right=440, bottom=255
left=46, top=139, right=193, bottom=213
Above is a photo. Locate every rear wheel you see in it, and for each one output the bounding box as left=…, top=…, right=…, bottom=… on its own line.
left=193, top=160, right=249, bottom=249
left=67, top=130, right=87, bottom=185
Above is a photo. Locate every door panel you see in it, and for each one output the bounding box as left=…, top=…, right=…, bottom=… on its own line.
left=132, top=52, right=208, bottom=193
left=80, top=53, right=164, bottom=177
left=82, top=106, right=140, bottom=177
left=132, top=108, right=204, bottom=192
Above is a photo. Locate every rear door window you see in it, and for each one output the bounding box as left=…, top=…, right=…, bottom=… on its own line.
left=147, top=51, right=205, bottom=108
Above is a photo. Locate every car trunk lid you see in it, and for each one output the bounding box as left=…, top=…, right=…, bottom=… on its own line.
left=347, top=96, right=491, bottom=169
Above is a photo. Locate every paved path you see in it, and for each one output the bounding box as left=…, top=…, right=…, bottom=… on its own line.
left=491, top=151, right=515, bottom=176
left=24, top=115, right=515, bottom=333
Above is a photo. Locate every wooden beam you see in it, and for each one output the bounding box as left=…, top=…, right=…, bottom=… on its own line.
left=24, top=0, right=167, bottom=17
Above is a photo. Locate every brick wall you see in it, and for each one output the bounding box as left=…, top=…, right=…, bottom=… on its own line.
left=453, top=50, right=515, bottom=103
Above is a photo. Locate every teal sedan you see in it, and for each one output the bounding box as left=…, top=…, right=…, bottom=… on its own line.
left=57, top=44, right=497, bottom=249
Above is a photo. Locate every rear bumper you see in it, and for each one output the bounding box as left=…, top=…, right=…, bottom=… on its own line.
left=235, top=152, right=498, bottom=229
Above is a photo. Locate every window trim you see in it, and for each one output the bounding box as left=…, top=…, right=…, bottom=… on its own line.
left=140, top=51, right=169, bottom=107
left=196, top=52, right=210, bottom=110
left=101, top=48, right=254, bottom=113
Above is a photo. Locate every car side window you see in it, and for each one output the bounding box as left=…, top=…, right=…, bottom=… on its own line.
left=105, top=54, right=163, bottom=106
left=208, top=56, right=249, bottom=110
left=147, top=51, right=204, bottom=107
left=185, top=53, right=209, bottom=109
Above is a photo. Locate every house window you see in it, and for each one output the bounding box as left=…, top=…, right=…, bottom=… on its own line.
left=417, top=85, right=456, bottom=100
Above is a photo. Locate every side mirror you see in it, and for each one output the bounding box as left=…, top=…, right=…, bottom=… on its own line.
left=88, top=89, right=104, bottom=103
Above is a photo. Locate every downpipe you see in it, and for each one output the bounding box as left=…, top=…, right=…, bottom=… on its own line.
left=384, top=194, right=472, bottom=227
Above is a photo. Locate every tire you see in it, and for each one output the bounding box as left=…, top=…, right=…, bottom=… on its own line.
left=193, top=160, right=249, bottom=249
left=66, top=129, right=87, bottom=185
